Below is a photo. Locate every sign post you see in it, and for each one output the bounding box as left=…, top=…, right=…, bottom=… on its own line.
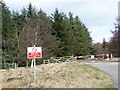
left=33, top=58, right=36, bottom=82
left=27, top=46, right=42, bottom=83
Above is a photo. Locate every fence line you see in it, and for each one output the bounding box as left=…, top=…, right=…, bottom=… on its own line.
left=43, top=55, right=76, bottom=64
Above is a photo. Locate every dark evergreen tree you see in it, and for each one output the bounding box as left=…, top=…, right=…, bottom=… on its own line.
left=2, top=1, right=16, bottom=64
left=51, top=9, right=93, bottom=56
left=26, top=3, right=37, bottom=20
left=109, top=18, right=120, bottom=57
left=51, top=8, right=66, bottom=56
left=2, top=2, right=93, bottom=67
left=102, top=38, right=107, bottom=54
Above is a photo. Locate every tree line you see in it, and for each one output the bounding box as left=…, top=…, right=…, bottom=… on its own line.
left=93, top=19, right=120, bottom=57
left=1, top=2, right=93, bottom=66
left=109, top=18, right=120, bottom=57
left=2, top=1, right=119, bottom=67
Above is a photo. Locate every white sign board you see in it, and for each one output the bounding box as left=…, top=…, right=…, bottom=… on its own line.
left=91, top=55, right=94, bottom=59
left=27, top=47, right=42, bottom=59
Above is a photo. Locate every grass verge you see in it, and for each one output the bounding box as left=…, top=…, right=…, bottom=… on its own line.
left=1, top=61, right=114, bottom=88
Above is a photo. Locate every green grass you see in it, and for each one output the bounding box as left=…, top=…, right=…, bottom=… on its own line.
left=67, top=62, right=114, bottom=88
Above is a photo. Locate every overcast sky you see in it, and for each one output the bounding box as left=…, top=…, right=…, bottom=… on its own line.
left=4, top=0, right=119, bottom=43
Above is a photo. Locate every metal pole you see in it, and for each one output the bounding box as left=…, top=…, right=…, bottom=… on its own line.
left=15, top=63, right=16, bottom=69
left=31, top=59, right=34, bottom=68
left=34, top=58, right=36, bottom=83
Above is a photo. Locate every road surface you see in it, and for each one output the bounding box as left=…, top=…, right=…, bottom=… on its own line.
left=85, top=61, right=119, bottom=89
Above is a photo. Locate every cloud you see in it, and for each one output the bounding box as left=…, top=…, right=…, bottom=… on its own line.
left=57, top=2, right=117, bottom=27
left=4, top=0, right=118, bottom=43
left=88, top=26, right=114, bottom=43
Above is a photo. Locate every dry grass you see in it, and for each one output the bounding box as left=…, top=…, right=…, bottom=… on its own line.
left=0, top=70, right=2, bottom=90
left=1, top=61, right=114, bottom=88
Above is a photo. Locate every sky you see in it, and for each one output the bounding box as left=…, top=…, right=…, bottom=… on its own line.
left=3, top=0, right=119, bottom=43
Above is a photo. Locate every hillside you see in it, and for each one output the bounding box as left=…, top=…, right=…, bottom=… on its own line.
left=1, top=61, right=113, bottom=88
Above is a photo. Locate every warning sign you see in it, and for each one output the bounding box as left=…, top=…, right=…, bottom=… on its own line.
left=27, top=47, right=42, bottom=59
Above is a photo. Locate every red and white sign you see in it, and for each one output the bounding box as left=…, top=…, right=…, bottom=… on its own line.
left=27, top=47, right=42, bottom=59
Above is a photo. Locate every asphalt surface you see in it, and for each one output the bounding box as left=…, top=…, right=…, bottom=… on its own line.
left=85, top=61, right=119, bottom=89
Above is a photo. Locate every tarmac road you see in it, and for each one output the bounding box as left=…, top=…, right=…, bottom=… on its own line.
left=85, top=62, right=119, bottom=89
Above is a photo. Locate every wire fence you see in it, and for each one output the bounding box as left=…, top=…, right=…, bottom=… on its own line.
left=0, top=63, right=17, bottom=69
